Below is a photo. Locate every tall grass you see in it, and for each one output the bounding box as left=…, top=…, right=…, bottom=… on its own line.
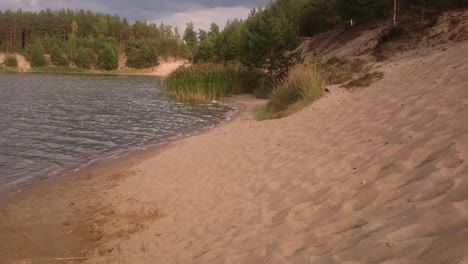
left=265, top=63, right=324, bottom=119
left=166, top=63, right=265, bottom=102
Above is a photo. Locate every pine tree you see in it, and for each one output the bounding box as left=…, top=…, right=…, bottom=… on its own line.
left=336, top=0, right=384, bottom=24
left=50, top=42, right=69, bottom=66
left=71, top=20, right=78, bottom=38
left=193, top=37, right=215, bottom=63
left=183, top=22, right=198, bottom=57
left=209, top=23, right=220, bottom=37
left=241, top=7, right=300, bottom=83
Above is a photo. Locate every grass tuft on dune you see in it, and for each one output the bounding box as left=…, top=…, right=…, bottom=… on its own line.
left=264, top=63, right=324, bottom=119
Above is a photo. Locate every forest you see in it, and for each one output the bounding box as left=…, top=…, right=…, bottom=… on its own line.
left=170, top=0, right=466, bottom=116
left=0, top=0, right=465, bottom=73
left=0, top=9, right=189, bottom=70
left=185, top=0, right=466, bottom=75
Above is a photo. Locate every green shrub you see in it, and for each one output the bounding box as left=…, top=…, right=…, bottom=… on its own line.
left=30, top=42, right=47, bottom=67
left=74, top=47, right=95, bottom=69
left=97, top=43, right=119, bottom=70
left=4, top=54, right=17, bottom=67
left=126, top=45, right=158, bottom=68
left=50, top=44, right=69, bottom=67
left=266, top=63, right=324, bottom=118
left=166, top=63, right=265, bottom=102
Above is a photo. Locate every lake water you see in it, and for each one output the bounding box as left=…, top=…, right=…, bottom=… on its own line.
left=0, top=73, right=232, bottom=197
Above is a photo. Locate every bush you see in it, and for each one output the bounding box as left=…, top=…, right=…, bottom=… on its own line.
left=74, top=47, right=95, bottom=69
left=50, top=44, right=69, bottom=67
left=166, top=63, right=265, bottom=102
left=30, top=42, right=47, bottom=67
left=266, top=63, right=324, bottom=118
left=4, top=54, right=17, bottom=67
left=126, top=45, right=158, bottom=68
left=97, top=43, right=119, bottom=70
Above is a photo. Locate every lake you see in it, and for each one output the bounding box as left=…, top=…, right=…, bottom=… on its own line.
left=0, top=73, right=232, bottom=197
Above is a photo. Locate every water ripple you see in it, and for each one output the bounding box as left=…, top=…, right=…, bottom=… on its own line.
left=0, top=73, right=231, bottom=196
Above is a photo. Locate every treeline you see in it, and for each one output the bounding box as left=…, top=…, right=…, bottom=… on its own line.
left=170, top=0, right=465, bottom=113
left=0, top=9, right=189, bottom=70
left=187, top=0, right=467, bottom=68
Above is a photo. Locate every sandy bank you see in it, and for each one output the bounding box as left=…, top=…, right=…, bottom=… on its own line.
left=0, top=54, right=186, bottom=77
left=0, top=53, right=31, bottom=72
left=1, top=40, right=468, bottom=263
left=86, top=42, right=468, bottom=263
left=145, top=58, right=189, bottom=77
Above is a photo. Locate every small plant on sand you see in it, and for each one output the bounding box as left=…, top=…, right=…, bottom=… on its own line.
left=265, top=62, right=324, bottom=119
left=4, top=54, right=17, bottom=68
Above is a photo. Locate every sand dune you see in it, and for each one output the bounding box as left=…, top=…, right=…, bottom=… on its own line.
left=77, top=41, right=468, bottom=263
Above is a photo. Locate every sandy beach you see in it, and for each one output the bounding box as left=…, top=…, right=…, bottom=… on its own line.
left=1, top=39, right=468, bottom=264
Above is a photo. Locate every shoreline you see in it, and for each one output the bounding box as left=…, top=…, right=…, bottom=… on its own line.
left=0, top=68, right=171, bottom=78
left=0, top=58, right=188, bottom=78
left=0, top=96, right=248, bottom=262
left=0, top=97, right=241, bottom=202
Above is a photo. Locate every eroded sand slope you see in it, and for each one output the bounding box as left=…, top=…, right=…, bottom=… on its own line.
left=81, top=39, right=468, bottom=264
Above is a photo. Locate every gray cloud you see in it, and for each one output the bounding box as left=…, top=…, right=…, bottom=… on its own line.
left=0, top=0, right=269, bottom=31
left=0, top=0, right=268, bottom=19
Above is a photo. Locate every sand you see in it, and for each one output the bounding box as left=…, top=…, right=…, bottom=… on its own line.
left=0, top=53, right=184, bottom=76
left=1, top=41, right=467, bottom=263
left=0, top=53, right=31, bottom=71
left=145, top=58, right=189, bottom=77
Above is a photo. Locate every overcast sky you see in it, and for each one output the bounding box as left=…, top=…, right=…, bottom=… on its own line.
left=0, top=0, right=270, bottom=31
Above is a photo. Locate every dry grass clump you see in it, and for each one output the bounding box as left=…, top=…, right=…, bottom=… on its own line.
left=265, top=63, right=324, bottom=119
left=322, top=57, right=371, bottom=85
left=343, top=71, right=384, bottom=89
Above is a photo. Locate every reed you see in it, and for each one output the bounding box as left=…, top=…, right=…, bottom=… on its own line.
left=166, top=63, right=265, bottom=102
left=265, top=62, right=324, bottom=118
